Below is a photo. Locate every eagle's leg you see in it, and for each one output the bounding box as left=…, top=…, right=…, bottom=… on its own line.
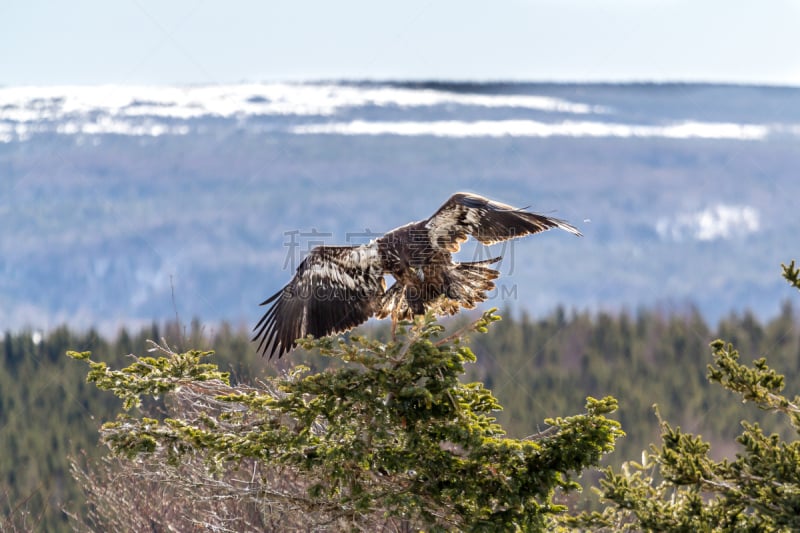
left=390, top=312, right=398, bottom=341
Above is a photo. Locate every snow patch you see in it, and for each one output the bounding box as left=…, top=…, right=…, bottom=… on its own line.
left=656, top=205, right=761, bottom=242
left=291, top=119, right=770, bottom=140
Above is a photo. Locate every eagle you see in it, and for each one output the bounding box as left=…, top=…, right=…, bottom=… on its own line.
left=254, top=192, right=581, bottom=358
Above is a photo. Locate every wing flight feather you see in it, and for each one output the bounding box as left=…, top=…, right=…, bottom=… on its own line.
left=425, top=192, right=581, bottom=251
left=253, top=244, right=384, bottom=358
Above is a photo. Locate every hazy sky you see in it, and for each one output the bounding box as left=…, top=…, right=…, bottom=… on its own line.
left=3, top=0, right=799, bottom=86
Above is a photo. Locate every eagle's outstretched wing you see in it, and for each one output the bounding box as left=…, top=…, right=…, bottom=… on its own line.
left=253, top=244, right=385, bottom=359
left=425, top=192, right=581, bottom=251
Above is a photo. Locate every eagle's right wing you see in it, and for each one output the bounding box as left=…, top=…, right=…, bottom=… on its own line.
left=253, top=244, right=385, bottom=359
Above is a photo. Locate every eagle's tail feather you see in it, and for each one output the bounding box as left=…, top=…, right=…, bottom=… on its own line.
left=377, top=257, right=502, bottom=322
left=436, top=257, right=501, bottom=313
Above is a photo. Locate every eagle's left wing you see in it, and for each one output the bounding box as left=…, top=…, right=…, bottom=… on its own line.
left=425, top=192, right=581, bottom=251
left=253, top=244, right=385, bottom=359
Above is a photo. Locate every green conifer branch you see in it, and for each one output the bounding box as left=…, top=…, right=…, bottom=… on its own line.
left=69, top=309, right=623, bottom=531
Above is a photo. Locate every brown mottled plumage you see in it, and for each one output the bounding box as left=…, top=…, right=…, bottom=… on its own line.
left=253, top=192, right=581, bottom=358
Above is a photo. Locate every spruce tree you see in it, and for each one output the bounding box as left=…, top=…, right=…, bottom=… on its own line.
left=69, top=310, right=622, bottom=531
left=571, top=261, right=800, bottom=532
